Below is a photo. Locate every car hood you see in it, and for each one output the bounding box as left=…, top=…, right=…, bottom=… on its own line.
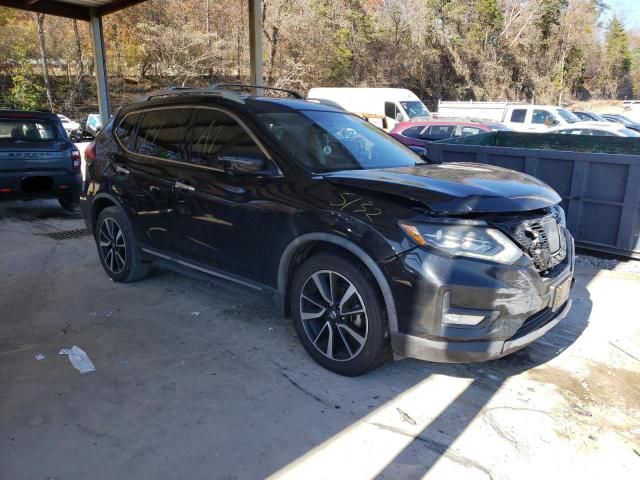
left=323, top=163, right=561, bottom=213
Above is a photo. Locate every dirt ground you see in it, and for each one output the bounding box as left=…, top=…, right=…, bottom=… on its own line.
left=1, top=199, right=639, bottom=480
left=564, top=99, right=627, bottom=115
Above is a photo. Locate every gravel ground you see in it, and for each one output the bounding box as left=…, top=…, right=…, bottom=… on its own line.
left=576, top=253, right=640, bottom=276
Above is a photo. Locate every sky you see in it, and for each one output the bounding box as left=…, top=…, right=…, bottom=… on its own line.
left=603, top=0, right=640, bottom=30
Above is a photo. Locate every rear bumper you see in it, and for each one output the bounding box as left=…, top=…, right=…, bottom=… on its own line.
left=0, top=172, right=81, bottom=201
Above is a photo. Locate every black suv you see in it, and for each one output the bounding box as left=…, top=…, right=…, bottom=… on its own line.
left=81, top=86, right=575, bottom=376
left=0, top=110, right=82, bottom=209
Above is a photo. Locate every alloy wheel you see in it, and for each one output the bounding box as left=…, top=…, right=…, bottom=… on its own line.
left=299, top=270, right=369, bottom=362
left=98, top=217, right=127, bottom=274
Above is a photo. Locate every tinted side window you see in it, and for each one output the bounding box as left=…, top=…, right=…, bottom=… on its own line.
left=424, top=125, right=456, bottom=138
left=115, top=113, right=141, bottom=148
left=400, top=126, right=424, bottom=139
left=134, top=108, right=192, bottom=161
left=190, top=109, right=262, bottom=169
left=384, top=102, right=397, bottom=119
left=510, top=109, right=527, bottom=123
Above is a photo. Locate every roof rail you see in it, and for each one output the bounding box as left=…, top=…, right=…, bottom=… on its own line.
left=145, top=86, right=245, bottom=102
left=144, top=84, right=303, bottom=102
left=212, top=83, right=303, bottom=99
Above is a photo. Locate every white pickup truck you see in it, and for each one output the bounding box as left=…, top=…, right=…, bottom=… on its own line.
left=437, top=101, right=599, bottom=132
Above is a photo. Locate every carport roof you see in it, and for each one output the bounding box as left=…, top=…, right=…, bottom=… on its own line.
left=0, top=0, right=148, bottom=20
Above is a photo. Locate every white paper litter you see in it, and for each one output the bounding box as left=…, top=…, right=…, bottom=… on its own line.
left=190, top=311, right=201, bottom=316
left=35, top=353, right=45, bottom=361
left=59, top=346, right=95, bottom=374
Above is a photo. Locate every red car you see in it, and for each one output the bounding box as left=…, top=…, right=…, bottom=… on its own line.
left=390, top=119, right=510, bottom=147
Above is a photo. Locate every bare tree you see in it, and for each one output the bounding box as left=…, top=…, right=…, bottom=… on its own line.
left=35, top=13, right=53, bottom=110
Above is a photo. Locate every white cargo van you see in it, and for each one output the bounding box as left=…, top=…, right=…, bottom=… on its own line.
left=307, top=88, right=431, bottom=131
left=437, top=101, right=601, bottom=132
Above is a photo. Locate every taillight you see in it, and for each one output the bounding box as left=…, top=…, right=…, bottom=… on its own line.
left=85, top=141, right=97, bottom=164
left=72, top=148, right=81, bottom=170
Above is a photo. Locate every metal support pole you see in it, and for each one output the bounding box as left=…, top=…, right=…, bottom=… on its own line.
left=248, top=0, right=264, bottom=96
left=89, top=8, right=110, bottom=125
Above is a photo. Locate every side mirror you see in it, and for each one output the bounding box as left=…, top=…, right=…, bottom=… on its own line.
left=408, top=145, right=430, bottom=160
left=219, top=153, right=268, bottom=176
left=396, top=112, right=405, bottom=122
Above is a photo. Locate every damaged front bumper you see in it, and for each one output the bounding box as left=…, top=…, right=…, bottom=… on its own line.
left=387, top=230, right=575, bottom=363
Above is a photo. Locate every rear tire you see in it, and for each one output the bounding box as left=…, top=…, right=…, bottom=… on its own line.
left=59, top=194, right=79, bottom=211
left=95, top=206, right=150, bottom=282
left=290, top=252, right=390, bottom=376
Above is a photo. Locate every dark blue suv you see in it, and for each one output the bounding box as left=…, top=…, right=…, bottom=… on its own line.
left=0, top=110, right=82, bottom=210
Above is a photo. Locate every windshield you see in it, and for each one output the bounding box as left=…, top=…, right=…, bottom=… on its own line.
left=615, top=115, right=634, bottom=125
left=587, top=112, right=608, bottom=122
left=399, top=101, right=430, bottom=119
left=619, top=128, right=640, bottom=137
left=487, top=122, right=512, bottom=131
left=0, top=119, right=58, bottom=142
left=556, top=108, right=581, bottom=123
left=255, top=109, right=423, bottom=173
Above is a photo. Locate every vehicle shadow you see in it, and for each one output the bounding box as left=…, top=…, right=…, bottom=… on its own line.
left=0, top=200, right=595, bottom=479
left=263, top=268, right=593, bottom=479
left=0, top=199, right=82, bottom=222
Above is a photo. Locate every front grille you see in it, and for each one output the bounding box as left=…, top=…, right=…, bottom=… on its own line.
left=494, top=211, right=567, bottom=273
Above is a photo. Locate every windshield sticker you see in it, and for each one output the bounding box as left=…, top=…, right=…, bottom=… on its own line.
left=330, top=192, right=382, bottom=223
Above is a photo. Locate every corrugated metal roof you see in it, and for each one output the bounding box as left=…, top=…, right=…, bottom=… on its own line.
left=0, top=0, right=150, bottom=20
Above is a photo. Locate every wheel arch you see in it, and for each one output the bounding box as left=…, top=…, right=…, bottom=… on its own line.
left=277, top=233, right=399, bottom=334
left=90, top=193, right=121, bottom=234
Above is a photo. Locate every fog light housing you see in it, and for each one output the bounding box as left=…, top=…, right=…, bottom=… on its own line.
left=441, top=292, right=496, bottom=326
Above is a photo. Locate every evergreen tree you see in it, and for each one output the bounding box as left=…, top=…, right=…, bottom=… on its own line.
left=604, top=16, right=632, bottom=98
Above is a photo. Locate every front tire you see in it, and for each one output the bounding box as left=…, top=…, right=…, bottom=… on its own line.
left=290, top=252, right=390, bottom=376
left=95, top=206, right=150, bottom=282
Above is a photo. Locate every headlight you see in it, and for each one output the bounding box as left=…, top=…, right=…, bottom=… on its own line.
left=554, top=205, right=566, bottom=227
left=399, top=221, right=522, bottom=264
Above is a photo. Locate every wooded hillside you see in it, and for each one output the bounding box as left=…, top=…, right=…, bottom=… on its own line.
left=1, top=0, right=638, bottom=114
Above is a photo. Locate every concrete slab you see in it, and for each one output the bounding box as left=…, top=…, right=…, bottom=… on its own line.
left=1, top=200, right=639, bottom=480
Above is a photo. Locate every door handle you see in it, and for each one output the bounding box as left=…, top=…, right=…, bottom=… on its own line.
left=175, top=181, right=195, bottom=192
left=115, top=165, right=130, bottom=175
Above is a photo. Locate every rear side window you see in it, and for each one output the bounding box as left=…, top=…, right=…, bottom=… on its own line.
left=134, top=108, right=192, bottom=161
left=114, top=113, right=141, bottom=148
left=0, top=119, right=58, bottom=142
left=510, top=109, right=527, bottom=123
left=189, top=109, right=262, bottom=169
left=424, top=125, right=456, bottom=138
left=400, top=126, right=425, bottom=139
